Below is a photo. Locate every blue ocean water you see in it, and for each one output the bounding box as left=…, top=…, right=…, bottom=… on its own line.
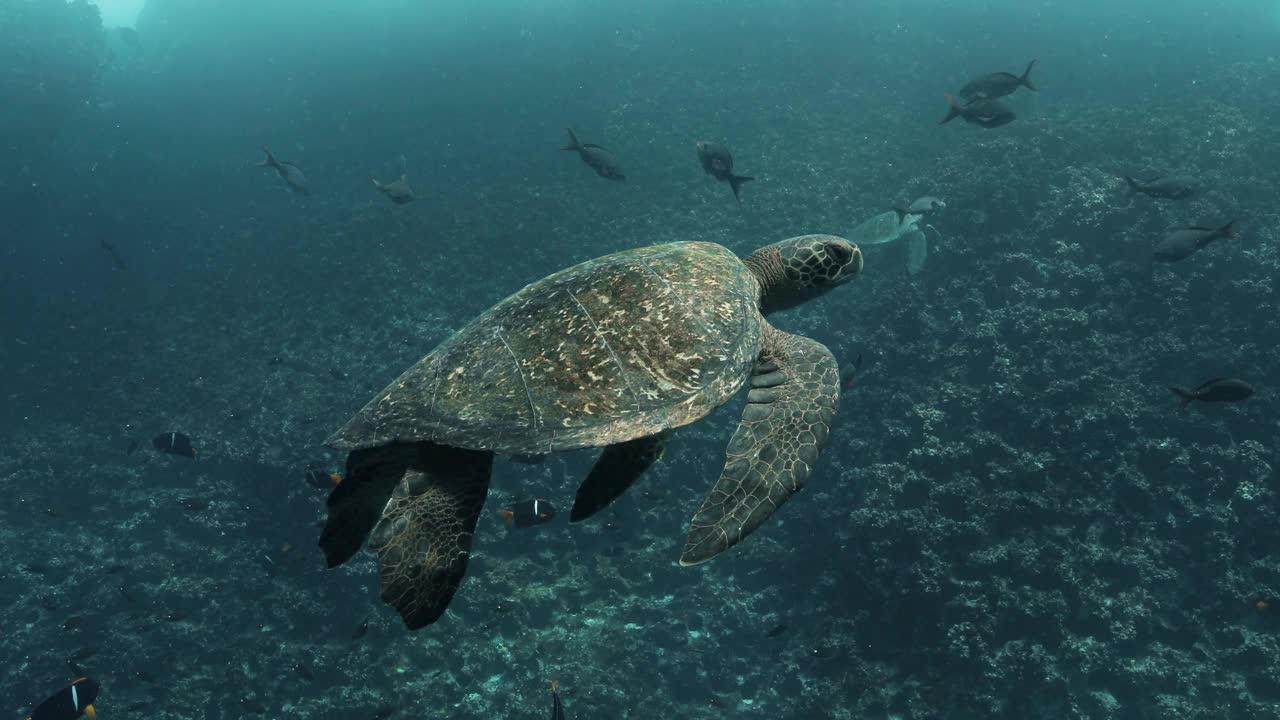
left=4, top=0, right=1280, bottom=718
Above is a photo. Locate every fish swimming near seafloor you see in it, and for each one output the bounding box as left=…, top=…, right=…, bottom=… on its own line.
left=940, top=94, right=1015, bottom=128
left=257, top=146, right=310, bottom=195
left=372, top=175, right=414, bottom=204
left=550, top=677, right=565, bottom=720
left=153, top=431, right=197, bottom=460
left=840, top=352, right=864, bottom=390
left=892, top=196, right=946, bottom=224
left=695, top=141, right=754, bottom=202
left=500, top=498, right=556, bottom=528
left=1153, top=220, right=1235, bottom=262
left=26, top=677, right=99, bottom=720
left=561, top=128, right=625, bottom=181
left=1123, top=174, right=1201, bottom=200
left=304, top=469, right=343, bottom=489
left=958, top=60, right=1037, bottom=100
left=1169, top=378, right=1254, bottom=408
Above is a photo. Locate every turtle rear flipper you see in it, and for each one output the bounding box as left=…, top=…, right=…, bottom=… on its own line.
left=570, top=430, right=672, bottom=522
left=320, top=444, right=421, bottom=568
left=369, top=444, right=493, bottom=629
left=680, top=327, right=839, bottom=566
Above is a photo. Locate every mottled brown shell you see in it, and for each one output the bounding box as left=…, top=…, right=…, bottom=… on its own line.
left=328, top=242, right=763, bottom=455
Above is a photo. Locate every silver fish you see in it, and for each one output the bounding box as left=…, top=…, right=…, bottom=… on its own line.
left=893, top=196, right=946, bottom=223
left=372, top=175, right=414, bottom=205
left=958, top=60, right=1037, bottom=100
left=1153, top=220, right=1235, bottom=262
left=258, top=146, right=309, bottom=195
left=561, top=128, right=625, bottom=181
left=1124, top=174, right=1201, bottom=200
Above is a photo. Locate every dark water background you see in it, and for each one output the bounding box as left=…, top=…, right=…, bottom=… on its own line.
left=4, top=0, right=1280, bottom=718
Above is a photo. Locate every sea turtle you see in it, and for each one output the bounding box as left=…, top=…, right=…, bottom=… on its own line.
left=320, top=234, right=863, bottom=629
left=848, top=196, right=945, bottom=275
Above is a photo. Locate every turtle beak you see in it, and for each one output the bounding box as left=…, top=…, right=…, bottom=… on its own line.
left=847, top=243, right=864, bottom=276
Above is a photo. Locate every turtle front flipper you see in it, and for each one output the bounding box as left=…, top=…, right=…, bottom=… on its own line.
left=680, top=326, right=839, bottom=566
left=369, top=444, right=493, bottom=629
left=570, top=430, right=673, bottom=522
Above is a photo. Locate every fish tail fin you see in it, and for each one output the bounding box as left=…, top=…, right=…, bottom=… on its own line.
left=500, top=509, right=515, bottom=526
left=939, top=93, right=962, bottom=124
left=561, top=128, right=581, bottom=151
left=1021, top=59, right=1037, bottom=91
left=892, top=207, right=909, bottom=224
left=551, top=675, right=557, bottom=693
left=257, top=146, right=276, bottom=168
left=1169, top=387, right=1195, bottom=409
left=84, top=705, right=96, bottom=720
left=729, top=174, right=754, bottom=202
left=371, top=178, right=382, bottom=190
left=1123, top=175, right=1139, bottom=197
left=1219, top=219, right=1237, bottom=238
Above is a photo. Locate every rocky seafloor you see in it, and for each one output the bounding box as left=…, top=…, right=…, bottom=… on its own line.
left=4, top=50, right=1280, bottom=720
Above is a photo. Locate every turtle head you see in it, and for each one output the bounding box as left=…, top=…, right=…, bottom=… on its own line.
left=746, top=234, right=862, bottom=314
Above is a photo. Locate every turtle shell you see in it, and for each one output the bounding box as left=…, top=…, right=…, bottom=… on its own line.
left=328, top=241, right=763, bottom=455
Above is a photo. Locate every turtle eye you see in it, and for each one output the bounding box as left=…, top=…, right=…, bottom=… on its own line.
left=826, top=242, right=853, bottom=265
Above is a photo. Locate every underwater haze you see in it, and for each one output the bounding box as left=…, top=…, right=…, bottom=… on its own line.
left=4, top=0, right=1280, bottom=718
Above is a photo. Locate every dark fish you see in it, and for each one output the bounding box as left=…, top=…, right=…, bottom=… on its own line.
left=62, top=616, right=84, bottom=631
left=351, top=615, right=370, bottom=640
left=163, top=610, right=188, bottom=622
left=372, top=703, right=396, bottom=720
left=958, top=59, right=1037, bottom=100
left=68, top=646, right=97, bottom=662
left=550, top=677, right=565, bottom=720
left=940, top=94, right=1015, bottom=128
left=1123, top=174, right=1201, bottom=200
left=22, top=563, right=49, bottom=575
left=292, top=662, right=315, bottom=682
left=152, top=432, right=197, bottom=460
left=240, top=698, right=266, bottom=715
left=1153, top=221, right=1235, bottom=262
left=1170, top=378, right=1253, bottom=408
left=178, top=498, right=208, bottom=512
left=371, top=175, right=414, bottom=204
left=766, top=622, right=788, bottom=638
left=99, top=239, right=126, bottom=271
left=840, top=352, right=863, bottom=390
left=125, top=439, right=139, bottom=455
left=25, top=678, right=99, bottom=720
left=500, top=498, right=556, bottom=529
left=511, top=454, right=546, bottom=465
left=257, top=146, right=310, bottom=195
left=304, top=469, right=343, bottom=489
left=561, top=128, right=625, bottom=181
left=695, top=141, right=754, bottom=202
